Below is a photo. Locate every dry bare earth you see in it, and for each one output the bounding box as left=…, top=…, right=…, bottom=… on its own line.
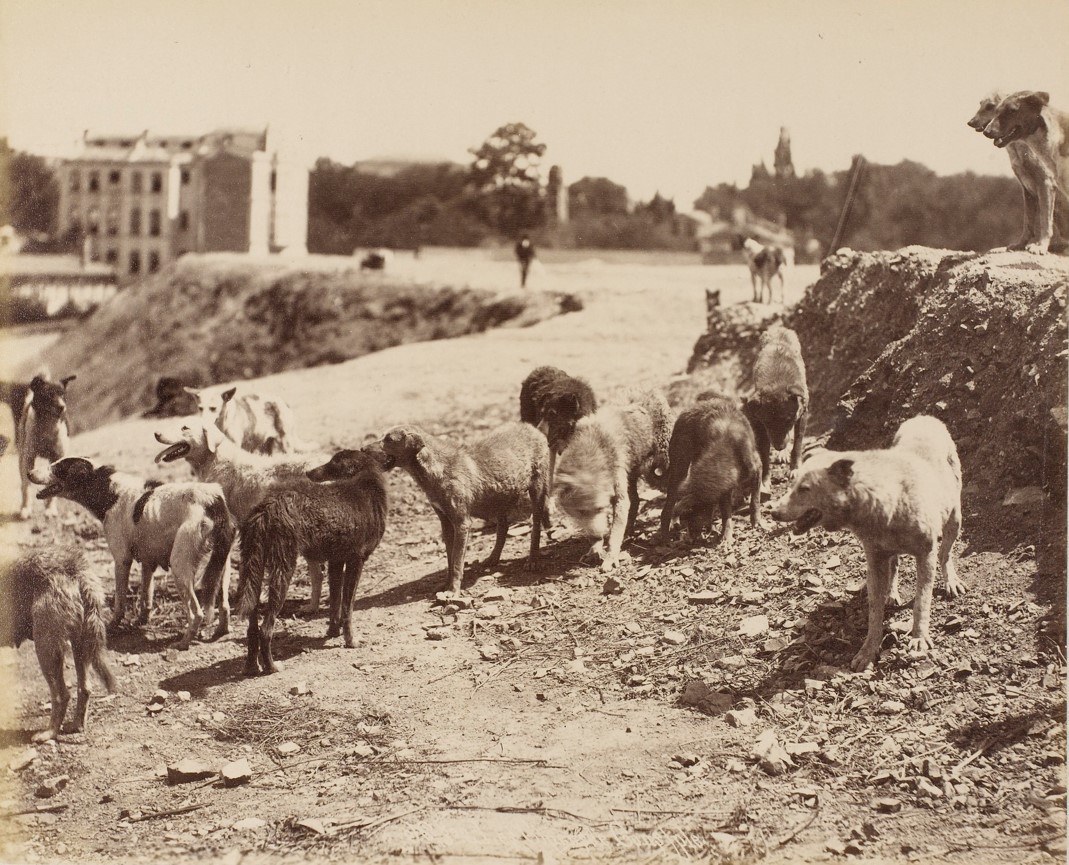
left=1, top=251, right=1065, bottom=865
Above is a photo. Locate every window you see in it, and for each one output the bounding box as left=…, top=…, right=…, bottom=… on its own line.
left=131, top=171, right=142, bottom=193
left=69, top=170, right=80, bottom=192
left=106, top=207, right=119, bottom=237
left=149, top=209, right=162, bottom=237
left=150, top=172, right=163, bottom=193
left=130, top=207, right=141, bottom=236
left=109, top=170, right=121, bottom=186
left=178, top=211, right=189, bottom=231
left=105, top=249, right=118, bottom=264
left=180, top=169, right=190, bottom=186
left=88, top=171, right=100, bottom=192
left=148, top=251, right=161, bottom=273
left=86, top=206, right=100, bottom=235
left=129, top=251, right=141, bottom=275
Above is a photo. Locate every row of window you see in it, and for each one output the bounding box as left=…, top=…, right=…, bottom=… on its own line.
left=70, top=207, right=189, bottom=237
left=69, top=168, right=191, bottom=193
left=94, top=248, right=162, bottom=275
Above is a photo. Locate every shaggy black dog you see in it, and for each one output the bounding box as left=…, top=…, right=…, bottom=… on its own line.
left=519, top=365, right=598, bottom=484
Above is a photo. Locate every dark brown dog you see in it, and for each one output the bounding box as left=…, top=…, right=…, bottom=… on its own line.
left=519, top=366, right=597, bottom=485
left=659, top=395, right=763, bottom=545
left=3, top=546, right=117, bottom=741
left=382, top=422, right=549, bottom=594
left=743, top=325, right=809, bottom=496
left=143, top=376, right=200, bottom=418
left=237, top=445, right=389, bottom=675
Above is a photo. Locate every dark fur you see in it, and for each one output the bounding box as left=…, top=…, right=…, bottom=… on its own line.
left=743, top=325, right=809, bottom=492
left=0, top=380, right=31, bottom=431
left=519, top=366, right=598, bottom=456
left=383, top=422, right=549, bottom=594
left=659, top=395, right=763, bottom=544
left=237, top=445, right=389, bottom=675
left=143, top=376, right=200, bottom=419
left=2, top=546, right=117, bottom=741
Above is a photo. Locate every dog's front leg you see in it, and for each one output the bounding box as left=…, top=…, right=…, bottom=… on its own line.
left=326, top=561, right=344, bottom=638
left=851, top=545, right=893, bottom=670
left=449, top=516, right=470, bottom=594
left=137, top=565, right=156, bottom=625
left=1010, top=183, right=1040, bottom=250
left=433, top=508, right=457, bottom=591
left=19, top=455, right=34, bottom=520
left=908, top=550, right=938, bottom=656
left=111, top=559, right=133, bottom=630
left=788, top=411, right=808, bottom=480
left=301, top=559, right=325, bottom=615
left=525, top=480, right=547, bottom=569
left=601, top=473, right=632, bottom=572
left=1026, top=178, right=1056, bottom=254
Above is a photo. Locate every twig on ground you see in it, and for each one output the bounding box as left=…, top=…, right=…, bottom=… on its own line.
left=0, top=804, right=69, bottom=819
left=127, top=803, right=207, bottom=823
left=772, top=808, right=820, bottom=848
left=443, top=804, right=611, bottom=826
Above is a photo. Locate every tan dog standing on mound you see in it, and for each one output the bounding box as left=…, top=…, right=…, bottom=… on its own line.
left=770, top=415, right=964, bottom=670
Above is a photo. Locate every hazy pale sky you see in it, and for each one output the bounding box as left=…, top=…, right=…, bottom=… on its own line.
left=2, top=0, right=1067, bottom=207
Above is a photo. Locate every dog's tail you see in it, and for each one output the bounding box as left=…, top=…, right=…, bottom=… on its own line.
left=236, top=498, right=299, bottom=618
left=200, top=495, right=235, bottom=613
left=79, top=577, right=117, bottom=693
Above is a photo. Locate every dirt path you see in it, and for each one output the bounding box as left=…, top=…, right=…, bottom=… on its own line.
left=1, top=260, right=1063, bottom=865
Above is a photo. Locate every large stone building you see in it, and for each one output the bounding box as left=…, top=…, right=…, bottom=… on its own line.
left=56, top=127, right=308, bottom=281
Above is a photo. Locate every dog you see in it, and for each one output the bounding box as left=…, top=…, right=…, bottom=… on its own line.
left=237, top=445, right=389, bottom=674
left=32, top=457, right=235, bottom=648
left=382, top=422, right=549, bottom=595
left=188, top=386, right=311, bottom=455
left=3, top=546, right=117, bottom=742
left=519, top=365, right=598, bottom=486
left=659, top=395, right=763, bottom=546
left=743, top=325, right=809, bottom=496
left=982, top=90, right=1069, bottom=254
left=554, top=389, right=672, bottom=571
left=143, top=376, right=200, bottom=418
left=742, top=238, right=786, bottom=304
left=154, top=419, right=331, bottom=613
left=770, top=415, right=965, bottom=670
left=7, top=374, right=76, bottom=520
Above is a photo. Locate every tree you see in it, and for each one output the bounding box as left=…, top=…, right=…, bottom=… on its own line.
left=468, top=122, right=547, bottom=235
left=0, top=138, right=59, bottom=236
left=568, top=176, right=629, bottom=218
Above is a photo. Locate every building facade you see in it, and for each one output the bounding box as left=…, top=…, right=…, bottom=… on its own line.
left=56, top=127, right=309, bottom=281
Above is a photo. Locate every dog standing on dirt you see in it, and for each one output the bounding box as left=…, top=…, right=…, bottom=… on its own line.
left=154, top=419, right=331, bottom=614
left=659, top=395, right=763, bottom=547
left=743, top=325, right=809, bottom=496
left=32, top=457, right=235, bottom=648
left=770, top=415, right=965, bottom=671
left=189, top=386, right=311, bottom=455
left=742, top=238, right=786, bottom=304
left=554, top=390, right=672, bottom=571
left=519, top=365, right=598, bottom=486
left=4, top=374, right=77, bottom=520
left=237, top=445, right=389, bottom=675
left=382, top=422, right=550, bottom=595
left=3, top=546, right=117, bottom=742
left=981, top=90, right=1069, bottom=254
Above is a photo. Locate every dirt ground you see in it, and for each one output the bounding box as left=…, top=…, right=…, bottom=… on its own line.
left=0, top=254, right=1064, bottom=865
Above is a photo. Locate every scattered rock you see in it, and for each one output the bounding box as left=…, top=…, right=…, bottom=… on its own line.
left=290, top=682, right=311, bottom=696
left=602, top=576, right=623, bottom=595
left=738, top=614, right=769, bottom=637
left=426, top=630, right=448, bottom=641
left=482, top=588, right=511, bottom=602
left=688, top=591, right=721, bottom=605
left=34, top=775, right=69, bottom=799
left=176, top=691, right=191, bottom=702
left=295, top=817, right=329, bottom=835
left=121, top=655, right=141, bottom=667
left=725, top=707, right=757, bottom=728
left=752, top=730, right=793, bottom=776
left=149, top=689, right=169, bottom=705
left=1002, top=486, right=1046, bottom=507
left=231, top=817, right=267, bottom=831
left=673, top=753, right=700, bottom=768
left=221, top=758, right=252, bottom=788
left=276, top=741, right=301, bottom=757
left=478, top=604, right=501, bottom=619
left=679, top=680, right=733, bottom=716
left=479, top=644, right=501, bottom=661
left=167, top=760, right=216, bottom=785
left=661, top=630, right=687, bottom=646
left=874, top=798, right=902, bottom=813
left=9, top=748, right=38, bottom=772
left=719, top=654, right=748, bottom=670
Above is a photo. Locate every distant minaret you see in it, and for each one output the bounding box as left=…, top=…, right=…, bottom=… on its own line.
left=547, top=164, right=569, bottom=225
left=774, top=127, right=795, bottom=179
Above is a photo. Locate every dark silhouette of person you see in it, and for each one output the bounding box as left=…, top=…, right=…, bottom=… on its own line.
left=514, top=235, right=535, bottom=288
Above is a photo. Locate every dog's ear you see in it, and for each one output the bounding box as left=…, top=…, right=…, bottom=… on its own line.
left=1027, top=91, right=1050, bottom=108
left=828, top=459, right=854, bottom=486
left=220, top=387, right=237, bottom=404
left=60, top=375, right=77, bottom=388
left=183, top=386, right=200, bottom=397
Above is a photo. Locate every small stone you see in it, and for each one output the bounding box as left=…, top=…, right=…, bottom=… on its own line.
left=482, top=588, right=511, bottom=602
left=426, top=630, right=448, bottom=641
left=825, top=838, right=846, bottom=855
left=786, top=741, right=821, bottom=755
left=167, top=760, right=216, bottom=785
left=719, top=654, right=747, bottom=670
left=602, top=576, right=623, bottom=595
left=725, top=708, right=757, bottom=728
left=564, top=659, right=587, bottom=674
left=276, top=741, right=300, bottom=757
left=738, top=614, right=769, bottom=637
left=479, top=644, right=501, bottom=661
left=916, top=777, right=943, bottom=798
left=122, top=655, right=141, bottom=667
left=34, top=775, right=69, bottom=799
left=824, top=555, right=842, bottom=569
left=679, top=680, right=733, bottom=716
left=726, top=758, right=746, bottom=773
left=150, top=689, right=169, bottom=705
left=212, top=712, right=226, bottom=723
left=688, top=591, right=720, bottom=605
left=874, top=798, right=902, bottom=813
left=221, top=758, right=252, bottom=788
left=1002, top=486, right=1046, bottom=507
left=673, top=753, right=700, bottom=767
left=752, top=730, right=793, bottom=776
left=9, top=748, right=38, bottom=772
left=231, top=817, right=267, bottom=831
left=289, top=682, right=311, bottom=696
left=351, top=744, right=375, bottom=758
left=662, top=630, right=687, bottom=646
left=478, top=604, right=501, bottom=619
left=879, top=700, right=907, bottom=715
left=176, top=691, right=191, bottom=702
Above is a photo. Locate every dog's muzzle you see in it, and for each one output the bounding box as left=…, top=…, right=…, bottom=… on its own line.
left=791, top=508, right=822, bottom=534
left=35, top=481, right=63, bottom=500
left=155, top=442, right=191, bottom=464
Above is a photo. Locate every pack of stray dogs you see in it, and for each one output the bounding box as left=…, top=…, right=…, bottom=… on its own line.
left=1, top=316, right=969, bottom=741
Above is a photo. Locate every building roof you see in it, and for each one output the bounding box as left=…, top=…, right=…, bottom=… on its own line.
left=0, top=253, right=116, bottom=279
left=67, top=127, right=269, bottom=165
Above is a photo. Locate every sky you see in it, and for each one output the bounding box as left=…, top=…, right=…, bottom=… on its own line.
left=2, top=0, right=1067, bottom=208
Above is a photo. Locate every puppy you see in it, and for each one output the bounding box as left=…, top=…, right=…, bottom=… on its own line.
left=13, top=374, right=76, bottom=520
left=982, top=90, right=1069, bottom=254
left=3, top=546, right=117, bottom=741
left=743, top=325, right=809, bottom=496
left=743, top=238, right=786, bottom=304
left=554, top=390, right=672, bottom=571
left=659, top=395, right=763, bottom=546
left=32, top=457, right=235, bottom=648
left=382, top=422, right=549, bottom=595
left=770, top=415, right=965, bottom=670
left=519, top=365, right=598, bottom=485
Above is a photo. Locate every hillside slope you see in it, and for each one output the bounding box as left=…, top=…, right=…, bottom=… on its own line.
left=37, top=253, right=577, bottom=432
